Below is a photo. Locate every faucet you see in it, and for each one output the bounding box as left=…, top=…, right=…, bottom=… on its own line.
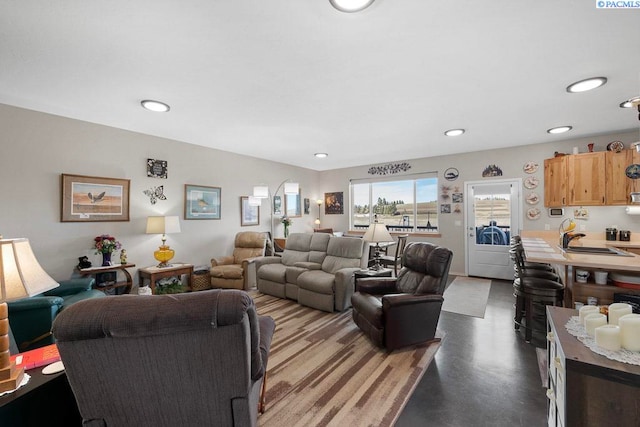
left=561, top=232, right=586, bottom=249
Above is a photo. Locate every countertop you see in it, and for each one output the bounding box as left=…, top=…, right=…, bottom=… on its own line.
left=521, top=230, right=640, bottom=272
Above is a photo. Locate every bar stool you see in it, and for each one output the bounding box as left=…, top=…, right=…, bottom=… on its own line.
left=510, top=244, right=564, bottom=342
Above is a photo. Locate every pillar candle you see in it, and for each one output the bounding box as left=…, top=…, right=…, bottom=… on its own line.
left=585, top=313, right=607, bottom=337
left=608, top=303, right=633, bottom=325
left=579, top=305, right=600, bottom=325
left=594, top=325, right=621, bottom=351
left=619, top=314, right=640, bottom=352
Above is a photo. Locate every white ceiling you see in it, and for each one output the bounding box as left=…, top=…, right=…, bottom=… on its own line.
left=1, top=1, right=639, bottom=171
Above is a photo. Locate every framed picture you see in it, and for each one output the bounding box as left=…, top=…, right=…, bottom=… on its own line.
left=273, top=195, right=282, bottom=215
left=285, top=189, right=302, bottom=217
left=147, top=159, right=168, bottom=179
left=304, top=198, right=310, bottom=215
left=184, top=184, right=221, bottom=220
left=61, top=174, right=130, bottom=222
left=240, top=196, right=260, bottom=226
left=324, top=192, right=344, bottom=215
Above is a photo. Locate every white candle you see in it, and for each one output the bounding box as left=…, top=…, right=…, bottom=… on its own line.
left=608, top=303, right=633, bottom=325
left=579, top=305, right=600, bottom=325
left=595, top=325, right=621, bottom=351
left=585, top=313, right=607, bottom=337
left=619, top=314, right=640, bottom=352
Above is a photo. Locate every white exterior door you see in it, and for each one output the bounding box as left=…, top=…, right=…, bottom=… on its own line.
left=465, top=179, right=522, bottom=280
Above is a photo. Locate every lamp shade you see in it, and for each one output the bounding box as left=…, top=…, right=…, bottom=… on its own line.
left=0, top=238, right=58, bottom=302
left=146, top=216, right=181, bottom=235
left=253, top=185, right=269, bottom=199
left=284, top=182, right=299, bottom=195
left=363, top=223, right=392, bottom=243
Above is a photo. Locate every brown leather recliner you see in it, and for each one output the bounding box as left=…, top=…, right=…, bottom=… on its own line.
left=351, top=242, right=453, bottom=351
left=210, top=231, right=267, bottom=290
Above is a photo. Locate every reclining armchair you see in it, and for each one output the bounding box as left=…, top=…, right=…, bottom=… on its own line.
left=351, top=242, right=453, bottom=351
left=7, top=277, right=104, bottom=351
left=210, top=231, right=267, bottom=290
left=52, top=289, right=275, bottom=427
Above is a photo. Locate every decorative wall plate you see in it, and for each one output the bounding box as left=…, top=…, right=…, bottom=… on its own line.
left=526, top=192, right=540, bottom=205
left=523, top=162, right=538, bottom=174
left=524, top=176, right=539, bottom=189
left=626, top=164, right=640, bottom=179
left=527, top=208, right=541, bottom=220
left=607, top=141, right=624, bottom=152
left=444, top=167, right=459, bottom=181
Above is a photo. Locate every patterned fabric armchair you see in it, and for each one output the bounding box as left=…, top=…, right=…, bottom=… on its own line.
left=210, top=231, right=267, bottom=290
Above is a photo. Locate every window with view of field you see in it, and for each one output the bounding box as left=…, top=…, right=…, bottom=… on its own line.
left=350, top=174, right=438, bottom=232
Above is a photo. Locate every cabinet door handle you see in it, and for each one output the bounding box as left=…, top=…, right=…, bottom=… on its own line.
left=547, top=332, right=555, bottom=342
left=546, top=388, right=555, bottom=400
left=554, top=357, right=564, bottom=374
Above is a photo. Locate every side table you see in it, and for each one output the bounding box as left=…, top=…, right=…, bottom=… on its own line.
left=78, top=263, right=136, bottom=294
left=138, top=263, right=194, bottom=294
left=354, top=268, right=393, bottom=290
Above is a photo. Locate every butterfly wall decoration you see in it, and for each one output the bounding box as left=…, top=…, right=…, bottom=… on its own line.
left=143, top=186, right=167, bottom=205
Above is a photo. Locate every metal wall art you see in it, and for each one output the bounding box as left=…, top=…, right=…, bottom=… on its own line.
left=143, top=186, right=167, bottom=205
left=368, top=162, right=411, bottom=176
left=482, top=164, right=503, bottom=177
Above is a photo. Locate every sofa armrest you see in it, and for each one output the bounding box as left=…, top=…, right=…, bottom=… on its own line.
left=382, top=293, right=443, bottom=309
left=356, top=277, right=399, bottom=294
left=254, top=256, right=282, bottom=272
left=381, top=293, right=443, bottom=350
left=7, top=296, right=65, bottom=312
left=44, top=277, right=95, bottom=296
left=8, top=296, right=64, bottom=351
left=334, top=268, right=362, bottom=311
left=211, top=255, right=234, bottom=267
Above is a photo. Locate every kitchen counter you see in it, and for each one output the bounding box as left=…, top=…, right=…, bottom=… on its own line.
left=520, top=231, right=640, bottom=306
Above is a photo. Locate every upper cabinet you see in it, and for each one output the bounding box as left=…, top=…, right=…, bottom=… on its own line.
left=545, top=150, right=634, bottom=207
left=544, top=156, right=567, bottom=207
left=567, top=152, right=606, bottom=206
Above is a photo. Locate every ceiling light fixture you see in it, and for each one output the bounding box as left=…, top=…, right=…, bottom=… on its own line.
left=314, top=153, right=328, bottom=158
left=547, top=126, right=573, bottom=134
left=620, top=96, right=640, bottom=108
left=141, top=100, right=170, bottom=112
left=566, top=77, right=607, bottom=93
left=444, top=129, right=465, bottom=137
left=330, top=0, right=375, bottom=13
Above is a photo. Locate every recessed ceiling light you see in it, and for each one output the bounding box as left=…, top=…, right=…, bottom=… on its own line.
left=444, top=129, right=465, bottom=137
left=314, top=153, right=329, bottom=158
left=141, top=100, right=170, bottom=112
left=547, top=126, right=573, bottom=134
left=566, top=77, right=607, bottom=93
left=330, top=0, right=375, bottom=13
left=620, top=96, right=640, bottom=108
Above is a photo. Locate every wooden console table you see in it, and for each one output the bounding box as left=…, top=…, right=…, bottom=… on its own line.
left=78, top=263, right=136, bottom=294
left=138, top=263, right=194, bottom=294
left=546, top=307, right=640, bottom=426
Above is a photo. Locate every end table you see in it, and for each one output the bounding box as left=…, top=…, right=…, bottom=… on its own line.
left=78, top=263, right=136, bottom=294
left=138, top=263, right=194, bottom=294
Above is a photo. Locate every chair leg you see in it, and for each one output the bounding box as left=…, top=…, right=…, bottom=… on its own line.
left=259, top=372, right=267, bottom=414
left=524, top=296, right=533, bottom=342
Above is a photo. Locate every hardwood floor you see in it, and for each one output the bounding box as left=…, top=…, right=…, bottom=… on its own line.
left=396, top=279, right=548, bottom=427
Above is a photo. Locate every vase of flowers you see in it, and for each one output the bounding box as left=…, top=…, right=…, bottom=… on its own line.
left=94, top=235, right=122, bottom=266
left=281, top=216, right=292, bottom=238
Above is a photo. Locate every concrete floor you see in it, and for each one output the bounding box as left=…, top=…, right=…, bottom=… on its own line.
left=396, top=279, right=548, bottom=427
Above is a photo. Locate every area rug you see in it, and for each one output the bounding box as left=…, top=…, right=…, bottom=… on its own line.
left=441, top=276, right=492, bottom=318
left=252, top=292, right=441, bottom=427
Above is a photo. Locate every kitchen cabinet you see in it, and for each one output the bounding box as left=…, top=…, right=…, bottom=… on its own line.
left=567, top=152, right=606, bottom=206
left=544, top=156, right=567, bottom=207
left=605, top=149, right=633, bottom=205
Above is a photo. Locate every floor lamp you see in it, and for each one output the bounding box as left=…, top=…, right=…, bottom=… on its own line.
left=0, top=238, right=59, bottom=392
left=250, top=180, right=299, bottom=238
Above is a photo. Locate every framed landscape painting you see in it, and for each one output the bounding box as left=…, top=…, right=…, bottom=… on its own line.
left=285, top=188, right=302, bottom=218
left=240, top=196, right=259, bottom=226
left=61, top=174, right=130, bottom=222
left=185, top=184, right=221, bottom=220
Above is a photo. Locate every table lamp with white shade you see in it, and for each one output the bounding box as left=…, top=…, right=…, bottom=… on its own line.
left=0, top=237, right=59, bottom=392
left=363, top=222, right=393, bottom=271
left=146, top=216, right=181, bottom=268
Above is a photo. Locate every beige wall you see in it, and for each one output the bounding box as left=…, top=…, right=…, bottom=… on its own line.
left=317, top=130, right=640, bottom=275
left=0, top=104, right=321, bottom=280
left=1, top=102, right=638, bottom=280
